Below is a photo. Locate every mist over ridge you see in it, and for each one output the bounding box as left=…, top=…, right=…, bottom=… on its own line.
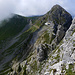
left=0, top=0, right=75, bottom=21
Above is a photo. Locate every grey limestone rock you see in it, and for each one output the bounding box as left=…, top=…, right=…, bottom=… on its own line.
left=37, top=44, right=48, bottom=62
left=56, top=25, right=65, bottom=44
left=48, top=4, right=72, bottom=30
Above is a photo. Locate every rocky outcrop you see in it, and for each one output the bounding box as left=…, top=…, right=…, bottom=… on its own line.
left=38, top=5, right=72, bottom=49
left=31, top=4, right=73, bottom=63
left=37, top=44, right=49, bottom=62
left=46, top=5, right=72, bottom=49
left=56, top=25, right=65, bottom=44
left=40, top=18, right=75, bottom=75
left=47, top=4, right=72, bottom=30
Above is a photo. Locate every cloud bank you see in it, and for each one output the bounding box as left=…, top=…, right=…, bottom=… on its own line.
left=0, top=0, right=75, bottom=21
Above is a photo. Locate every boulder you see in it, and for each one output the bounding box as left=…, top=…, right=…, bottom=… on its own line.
left=56, top=25, right=65, bottom=44
left=44, top=72, right=50, bottom=75
left=37, top=44, right=48, bottom=62
left=26, top=65, right=31, bottom=73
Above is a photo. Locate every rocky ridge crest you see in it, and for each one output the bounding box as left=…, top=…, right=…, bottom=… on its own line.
left=0, top=5, right=74, bottom=75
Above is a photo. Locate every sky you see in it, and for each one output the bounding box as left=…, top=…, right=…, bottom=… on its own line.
left=0, top=0, right=75, bottom=21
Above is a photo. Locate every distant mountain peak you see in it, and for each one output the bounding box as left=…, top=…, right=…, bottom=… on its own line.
left=45, top=4, right=72, bottom=30
left=52, top=4, right=62, bottom=8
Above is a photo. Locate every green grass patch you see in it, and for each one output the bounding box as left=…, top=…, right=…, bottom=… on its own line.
left=0, top=15, right=28, bottom=40
left=30, top=60, right=37, bottom=72
left=72, top=29, right=75, bottom=36
left=65, top=64, right=75, bottom=75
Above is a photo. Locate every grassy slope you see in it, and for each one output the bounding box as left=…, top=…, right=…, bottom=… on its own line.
left=0, top=14, right=41, bottom=74
left=0, top=15, right=29, bottom=40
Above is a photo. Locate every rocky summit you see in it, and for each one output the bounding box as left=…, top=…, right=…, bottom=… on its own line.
left=0, top=4, right=75, bottom=75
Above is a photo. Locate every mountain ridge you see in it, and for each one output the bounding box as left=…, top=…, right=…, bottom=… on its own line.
left=0, top=4, right=74, bottom=75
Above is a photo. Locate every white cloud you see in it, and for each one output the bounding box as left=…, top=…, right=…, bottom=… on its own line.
left=0, top=0, right=16, bottom=21
left=0, top=0, right=75, bottom=21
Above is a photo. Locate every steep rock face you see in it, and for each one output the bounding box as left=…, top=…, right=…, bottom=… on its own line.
left=48, top=4, right=72, bottom=44
left=55, top=25, right=65, bottom=44
left=35, top=5, right=72, bottom=62
left=37, top=5, right=72, bottom=47
left=47, top=4, right=72, bottom=30
left=37, top=44, right=49, bottom=62
left=41, top=18, right=75, bottom=75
